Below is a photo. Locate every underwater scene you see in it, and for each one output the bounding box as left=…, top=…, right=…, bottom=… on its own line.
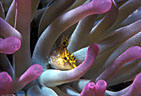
left=0, top=0, right=141, bottom=96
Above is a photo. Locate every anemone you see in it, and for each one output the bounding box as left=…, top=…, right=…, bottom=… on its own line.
left=0, top=0, right=141, bottom=95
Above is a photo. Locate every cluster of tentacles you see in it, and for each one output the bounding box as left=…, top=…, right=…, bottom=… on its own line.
left=0, top=0, right=141, bottom=95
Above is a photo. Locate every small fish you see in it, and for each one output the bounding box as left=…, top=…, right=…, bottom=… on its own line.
left=49, top=36, right=77, bottom=70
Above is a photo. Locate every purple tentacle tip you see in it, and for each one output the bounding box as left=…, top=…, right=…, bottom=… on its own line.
left=0, top=72, right=12, bottom=94
left=18, top=64, right=43, bottom=86
left=89, top=0, right=112, bottom=14
left=126, top=73, right=141, bottom=95
left=88, top=43, right=100, bottom=57
left=116, top=46, right=141, bottom=63
left=0, top=36, right=21, bottom=54
left=95, top=80, right=107, bottom=96
left=80, top=80, right=107, bottom=96
left=80, top=82, right=95, bottom=96
left=88, top=82, right=95, bottom=90
left=71, top=43, right=99, bottom=79
left=97, top=46, right=141, bottom=81
left=133, top=73, right=141, bottom=89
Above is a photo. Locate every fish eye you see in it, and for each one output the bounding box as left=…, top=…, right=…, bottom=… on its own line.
left=64, top=57, right=67, bottom=60
left=63, top=41, right=66, bottom=45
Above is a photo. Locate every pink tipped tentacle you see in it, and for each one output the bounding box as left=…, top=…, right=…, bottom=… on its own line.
left=0, top=72, right=12, bottom=95
left=97, top=46, right=141, bottom=81
left=0, top=36, right=21, bottom=54
left=80, top=82, right=96, bottom=96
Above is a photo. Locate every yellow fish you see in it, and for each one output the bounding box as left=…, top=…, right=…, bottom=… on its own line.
left=49, top=36, right=77, bottom=70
